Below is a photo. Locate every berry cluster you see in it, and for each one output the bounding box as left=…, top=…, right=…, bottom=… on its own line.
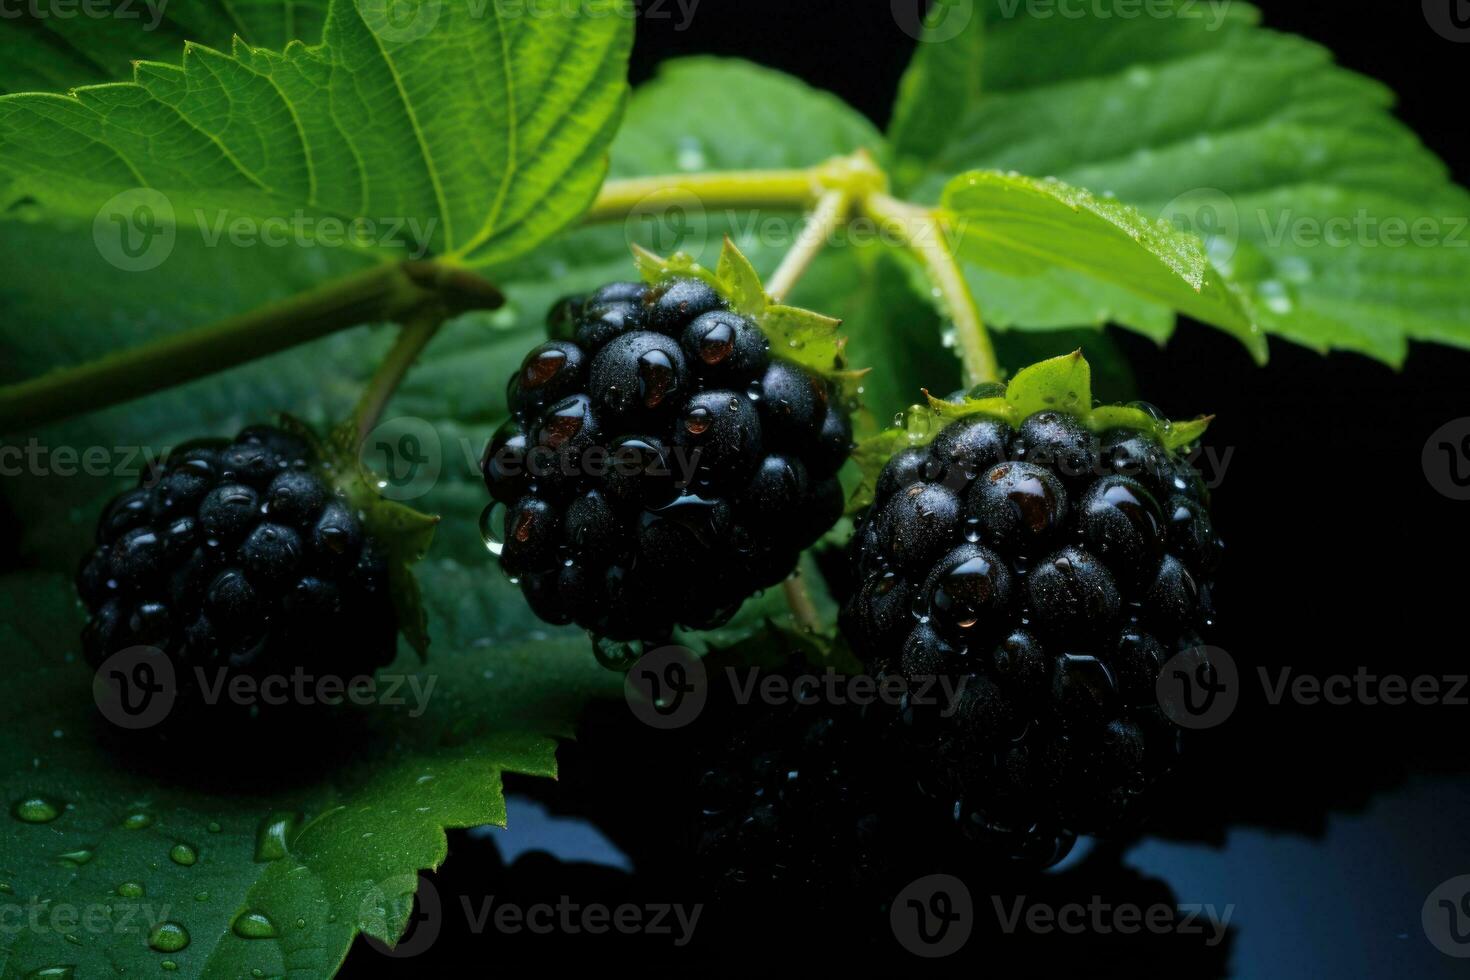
left=843, top=411, right=1221, bottom=857
left=78, top=426, right=398, bottom=699
left=483, top=278, right=852, bottom=641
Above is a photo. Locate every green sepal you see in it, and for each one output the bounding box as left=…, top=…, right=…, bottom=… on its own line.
left=280, top=416, right=439, bottom=661
left=848, top=351, right=1212, bottom=512
left=632, top=238, right=867, bottom=400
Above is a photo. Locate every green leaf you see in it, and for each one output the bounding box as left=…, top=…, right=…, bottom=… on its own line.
left=0, top=565, right=617, bottom=978
left=891, top=0, right=1470, bottom=363
left=1001, top=348, right=1091, bottom=418
left=941, top=170, right=1266, bottom=361
left=0, top=0, right=634, bottom=270
left=887, top=0, right=985, bottom=189
left=849, top=351, right=1211, bottom=509
left=0, top=2, right=332, bottom=94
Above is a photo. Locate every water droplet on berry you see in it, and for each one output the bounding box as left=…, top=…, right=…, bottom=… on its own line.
left=683, top=407, right=712, bottom=436
left=479, top=503, right=507, bottom=557
left=592, top=635, right=645, bottom=672
left=636, top=350, right=676, bottom=408
left=698, top=322, right=735, bottom=364
left=521, top=348, right=567, bottom=389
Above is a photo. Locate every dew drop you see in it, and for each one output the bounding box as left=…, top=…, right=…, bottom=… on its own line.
left=592, top=635, right=645, bottom=672
left=478, top=503, right=507, bottom=558
left=168, top=844, right=197, bottom=867
left=966, top=382, right=1006, bottom=400
left=682, top=407, right=712, bottom=436
left=147, top=922, right=190, bottom=953
left=57, top=848, right=94, bottom=866
left=117, top=882, right=145, bottom=899
left=230, top=910, right=279, bottom=940
left=122, top=812, right=153, bottom=831
left=25, top=967, right=74, bottom=979
left=12, top=797, right=61, bottom=824
left=253, top=812, right=300, bottom=863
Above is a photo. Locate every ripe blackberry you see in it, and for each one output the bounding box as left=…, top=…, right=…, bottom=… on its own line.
left=484, top=277, right=853, bottom=643
left=78, top=425, right=399, bottom=708
left=843, top=404, right=1221, bottom=860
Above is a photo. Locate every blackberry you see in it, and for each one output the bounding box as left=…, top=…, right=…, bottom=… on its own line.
left=484, top=278, right=853, bottom=643
left=77, top=425, right=399, bottom=710
left=843, top=406, right=1221, bottom=860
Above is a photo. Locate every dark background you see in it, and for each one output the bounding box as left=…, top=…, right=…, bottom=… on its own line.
left=343, top=1, right=1470, bottom=975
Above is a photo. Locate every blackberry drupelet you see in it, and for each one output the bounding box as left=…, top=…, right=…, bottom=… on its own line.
left=78, top=425, right=398, bottom=706
left=484, top=278, right=853, bottom=642
left=843, top=411, right=1222, bottom=862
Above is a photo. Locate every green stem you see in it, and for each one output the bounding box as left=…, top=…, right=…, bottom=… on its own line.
left=585, top=169, right=824, bottom=224
left=765, top=188, right=853, bottom=302
left=352, top=310, right=448, bottom=445
left=862, top=192, right=1000, bottom=387
left=0, top=260, right=502, bottom=433
left=782, top=574, right=823, bottom=636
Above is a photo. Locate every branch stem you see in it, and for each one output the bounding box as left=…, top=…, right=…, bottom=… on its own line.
left=0, top=260, right=501, bottom=433
left=782, top=575, right=823, bottom=636
left=861, top=192, right=1000, bottom=387
left=765, top=188, right=853, bottom=303
left=584, top=169, right=824, bottom=224
left=353, top=311, right=447, bottom=445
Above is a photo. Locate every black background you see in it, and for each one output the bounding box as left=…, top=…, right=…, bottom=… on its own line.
left=341, top=1, right=1470, bottom=974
